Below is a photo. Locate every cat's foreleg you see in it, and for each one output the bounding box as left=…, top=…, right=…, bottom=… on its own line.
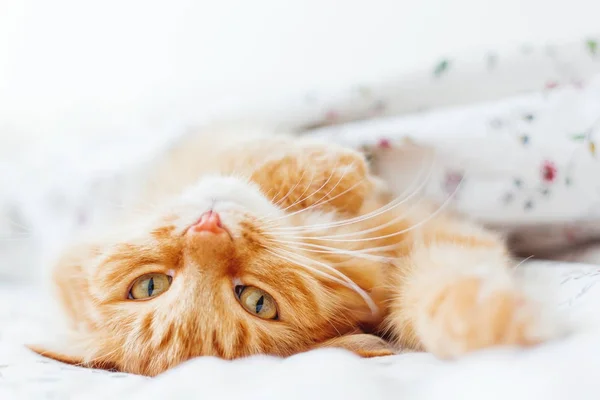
left=386, top=216, right=559, bottom=358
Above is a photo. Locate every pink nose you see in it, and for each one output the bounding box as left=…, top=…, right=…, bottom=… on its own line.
left=190, top=211, right=224, bottom=234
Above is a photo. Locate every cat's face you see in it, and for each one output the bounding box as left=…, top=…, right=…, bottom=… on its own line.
left=32, top=175, right=395, bottom=376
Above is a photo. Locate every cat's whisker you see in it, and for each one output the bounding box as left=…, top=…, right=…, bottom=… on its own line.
left=278, top=171, right=464, bottom=243
left=265, top=180, right=289, bottom=207
left=267, top=151, right=436, bottom=233
left=233, top=171, right=254, bottom=186
left=292, top=170, right=367, bottom=217
left=265, top=248, right=350, bottom=287
left=270, top=237, right=391, bottom=254
left=326, top=319, right=343, bottom=337
left=262, top=187, right=277, bottom=204
left=326, top=302, right=358, bottom=332
left=274, top=174, right=369, bottom=228
left=269, top=161, right=354, bottom=222
left=281, top=244, right=395, bottom=263
left=513, top=255, right=534, bottom=272
left=293, top=161, right=355, bottom=211
left=268, top=239, right=397, bottom=262
left=267, top=182, right=419, bottom=236
left=270, top=188, right=286, bottom=205
left=270, top=173, right=433, bottom=239
left=268, top=162, right=342, bottom=221
left=273, top=168, right=307, bottom=208
left=269, top=166, right=369, bottom=226
left=254, top=168, right=310, bottom=222
left=267, top=247, right=378, bottom=314
left=76, top=347, right=122, bottom=368
left=253, top=168, right=318, bottom=223
left=276, top=195, right=422, bottom=241
left=273, top=242, right=390, bottom=262
left=276, top=168, right=320, bottom=214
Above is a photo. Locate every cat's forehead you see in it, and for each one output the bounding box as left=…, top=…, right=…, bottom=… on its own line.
left=85, top=219, right=177, bottom=267
left=97, top=237, right=175, bottom=268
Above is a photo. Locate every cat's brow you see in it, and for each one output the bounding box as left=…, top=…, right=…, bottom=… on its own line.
left=98, top=244, right=176, bottom=290
left=103, top=244, right=162, bottom=266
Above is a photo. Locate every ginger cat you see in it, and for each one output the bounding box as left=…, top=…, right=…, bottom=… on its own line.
left=30, top=128, right=557, bottom=376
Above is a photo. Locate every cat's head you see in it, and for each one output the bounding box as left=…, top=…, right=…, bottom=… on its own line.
left=30, top=174, right=396, bottom=376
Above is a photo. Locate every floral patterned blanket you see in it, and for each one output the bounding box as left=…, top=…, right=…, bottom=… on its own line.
left=2, top=261, right=599, bottom=399
left=304, top=38, right=600, bottom=262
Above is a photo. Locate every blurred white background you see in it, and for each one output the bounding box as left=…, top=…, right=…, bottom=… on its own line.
left=0, top=0, right=598, bottom=144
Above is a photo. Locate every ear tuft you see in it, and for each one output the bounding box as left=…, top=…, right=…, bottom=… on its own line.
left=27, top=343, right=86, bottom=366
left=317, top=334, right=397, bottom=358
left=27, top=343, right=119, bottom=371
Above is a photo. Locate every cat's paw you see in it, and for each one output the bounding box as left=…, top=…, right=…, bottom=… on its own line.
left=416, top=277, right=557, bottom=358
left=255, top=142, right=373, bottom=214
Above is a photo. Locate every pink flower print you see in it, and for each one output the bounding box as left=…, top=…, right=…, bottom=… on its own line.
left=545, top=81, right=559, bottom=90
left=443, top=171, right=464, bottom=195
left=377, top=138, right=392, bottom=149
left=587, top=39, right=598, bottom=57
left=564, top=226, right=583, bottom=243
left=541, top=160, right=557, bottom=183
left=433, top=59, right=451, bottom=78
left=325, top=110, right=339, bottom=122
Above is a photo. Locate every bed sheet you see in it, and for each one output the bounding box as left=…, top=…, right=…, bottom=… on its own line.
left=0, top=260, right=599, bottom=399
left=310, top=75, right=600, bottom=260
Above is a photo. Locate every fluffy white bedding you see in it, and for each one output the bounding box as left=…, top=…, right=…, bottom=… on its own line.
left=1, top=261, right=599, bottom=399
left=1, top=37, right=600, bottom=399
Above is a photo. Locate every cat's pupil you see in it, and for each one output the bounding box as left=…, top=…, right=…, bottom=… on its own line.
left=148, top=277, right=154, bottom=297
left=255, top=296, right=264, bottom=313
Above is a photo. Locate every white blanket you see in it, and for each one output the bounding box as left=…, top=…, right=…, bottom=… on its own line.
left=1, top=261, right=599, bottom=399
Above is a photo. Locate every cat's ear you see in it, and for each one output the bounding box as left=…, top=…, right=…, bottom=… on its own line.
left=27, top=342, right=117, bottom=370
left=317, top=334, right=397, bottom=358
left=27, top=343, right=86, bottom=366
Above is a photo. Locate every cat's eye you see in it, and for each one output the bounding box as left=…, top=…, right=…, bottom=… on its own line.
left=128, top=273, right=172, bottom=300
left=234, top=285, right=278, bottom=320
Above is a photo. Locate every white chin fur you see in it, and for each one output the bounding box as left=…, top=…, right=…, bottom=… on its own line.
left=178, top=175, right=284, bottom=220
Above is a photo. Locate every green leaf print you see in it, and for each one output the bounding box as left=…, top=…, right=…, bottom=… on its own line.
left=433, top=59, right=450, bottom=78
left=570, top=133, right=587, bottom=141
left=587, top=39, right=598, bottom=56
